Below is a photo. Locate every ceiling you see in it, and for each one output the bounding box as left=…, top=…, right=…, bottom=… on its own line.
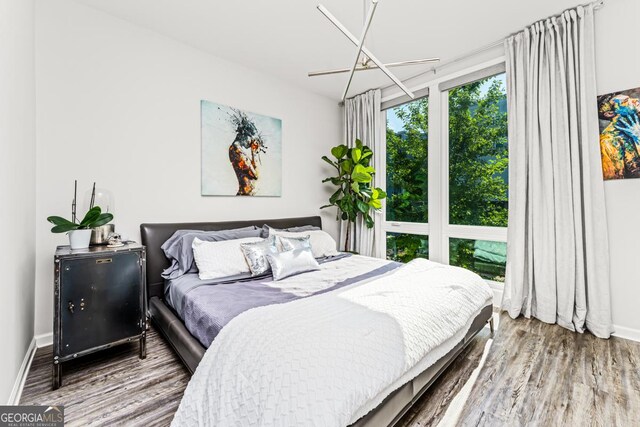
left=76, top=0, right=583, bottom=101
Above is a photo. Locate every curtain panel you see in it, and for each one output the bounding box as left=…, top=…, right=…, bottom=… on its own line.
left=342, top=89, right=383, bottom=257
left=502, top=3, right=613, bottom=338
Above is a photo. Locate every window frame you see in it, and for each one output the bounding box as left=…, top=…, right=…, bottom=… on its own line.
left=380, top=59, right=508, bottom=288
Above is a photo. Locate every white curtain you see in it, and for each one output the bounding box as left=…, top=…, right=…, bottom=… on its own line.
left=502, top=3, right=613, bottom=338
left=342, top=89, right=383, bottom=257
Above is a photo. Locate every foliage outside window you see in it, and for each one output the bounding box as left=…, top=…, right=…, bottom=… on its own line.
left=387, top=233, right=428, bottom=263
left=385, top=98, right=428, bottom=223
left=449, top=75, right=508, bottom=227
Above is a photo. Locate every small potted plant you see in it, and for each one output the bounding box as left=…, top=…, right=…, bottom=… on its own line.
left=47, top=181, right=114, bottom=250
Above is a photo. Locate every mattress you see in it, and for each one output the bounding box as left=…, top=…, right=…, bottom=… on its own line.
left=165, top=254, right=402, bottom=347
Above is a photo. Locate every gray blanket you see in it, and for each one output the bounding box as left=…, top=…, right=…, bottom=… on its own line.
left=166, top=255, right=401, bottom=348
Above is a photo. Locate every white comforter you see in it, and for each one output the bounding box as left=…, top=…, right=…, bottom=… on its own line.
left=171, top=257, right=493, bottom=427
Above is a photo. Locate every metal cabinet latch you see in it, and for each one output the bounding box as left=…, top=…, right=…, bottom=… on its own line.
left=68, top=301, right=74, bottom=313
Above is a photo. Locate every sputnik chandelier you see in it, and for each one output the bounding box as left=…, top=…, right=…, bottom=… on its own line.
left=309, top=0, right=439, bottom=101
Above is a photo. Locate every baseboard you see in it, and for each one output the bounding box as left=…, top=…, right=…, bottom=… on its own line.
left=7, top=338, right=36, bottom=405
left=7, top=333, right=54, bottom=405
left=612, top=324, right=640, bottom=343
left=34, top=332, right=53, bottom=348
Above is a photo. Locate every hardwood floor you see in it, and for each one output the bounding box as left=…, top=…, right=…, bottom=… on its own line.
left=20, top=328, right=190, bottom=426
left=457, top=314, right=640, bottom=427
left=21, top=314, right=640, bottom=426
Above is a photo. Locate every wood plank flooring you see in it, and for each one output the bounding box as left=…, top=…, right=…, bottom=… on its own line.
left=21, top=314, right=640, bottom=426
left=456, top=314, right=640, bottom=427
left=20, top=328, right=190, bottom=426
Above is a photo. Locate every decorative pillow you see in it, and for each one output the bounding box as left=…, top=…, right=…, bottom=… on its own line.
left=161, top=226, right=261, bottom=279
left=265, top=247, right=320, bottom=281
left=260, top=224, right=320, bottom=238
left=268, top=229, right=339, bottom=258
left=240, top=236, right=278, bottom=276
left=192, top=237, right=263, bottom=280
left=276, top=235, right=311, bottom=252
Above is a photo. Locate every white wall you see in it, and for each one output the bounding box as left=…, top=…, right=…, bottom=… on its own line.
left=34, top=0, right=341, bottom=336
left=0, top=0, right=36, bottom=403
left=595, top=0, right=640, bottom=337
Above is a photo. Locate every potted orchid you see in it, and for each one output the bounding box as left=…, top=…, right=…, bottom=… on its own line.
left=47, top=181, right=114, bottom=249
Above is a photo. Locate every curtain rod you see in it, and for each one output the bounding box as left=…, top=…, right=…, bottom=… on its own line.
left=379, top=0, right=605, bottom=92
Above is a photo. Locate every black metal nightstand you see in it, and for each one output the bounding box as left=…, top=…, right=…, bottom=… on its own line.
left=52, top=242, right=147, bottom=389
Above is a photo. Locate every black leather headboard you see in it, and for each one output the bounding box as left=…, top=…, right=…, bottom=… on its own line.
left=140, top=216, right=322, bottom=301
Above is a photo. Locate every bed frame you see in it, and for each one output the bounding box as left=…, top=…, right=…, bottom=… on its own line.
left=140, top=216, right=493, bottom=427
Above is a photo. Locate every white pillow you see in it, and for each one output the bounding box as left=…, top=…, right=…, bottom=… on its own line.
left=192, top=237, right=263, bottom=280
left=268, top=228, right=339, bottom=258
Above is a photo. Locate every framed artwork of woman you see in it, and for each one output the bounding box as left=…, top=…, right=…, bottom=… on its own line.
left=201, top=100, right=282, bottom=196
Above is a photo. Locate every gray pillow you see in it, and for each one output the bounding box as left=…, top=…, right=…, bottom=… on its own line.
left=161, top=226, right=261, bottom=279
left=160, top=229, right=203, bottom=278
left=265, top=247, right=320, bottom=281
left=260, top=224, right=320, bottom=238
left=240, top=236, right=278, bottom=276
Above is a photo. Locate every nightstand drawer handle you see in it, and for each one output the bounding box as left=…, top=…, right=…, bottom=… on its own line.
left=96, top=258, right=112, bottom=264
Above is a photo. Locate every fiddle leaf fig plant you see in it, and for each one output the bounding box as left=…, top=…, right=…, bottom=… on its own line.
left=47, top=206, right=113, bottom=234
left=321, top=139, right=386, bottom=251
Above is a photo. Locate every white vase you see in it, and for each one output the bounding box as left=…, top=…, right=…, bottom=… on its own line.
left=68, top=229, right=92, bottom=249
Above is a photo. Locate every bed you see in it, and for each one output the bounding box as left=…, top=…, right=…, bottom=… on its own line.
left=140, top=216, right=494, bottom=427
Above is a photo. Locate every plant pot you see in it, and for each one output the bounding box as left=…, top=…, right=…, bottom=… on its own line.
left=90, top=224, right=115, bottom=245
left=68, top=229, right=92, bottom=250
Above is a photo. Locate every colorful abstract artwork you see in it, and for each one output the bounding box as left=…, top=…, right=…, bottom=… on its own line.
left=201, top=100, right=282, bottom=196
left=597, top=87, right=640, bottom=180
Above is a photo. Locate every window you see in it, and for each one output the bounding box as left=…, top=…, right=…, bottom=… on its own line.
left=382, top=66, right=508, bottom=286
left=448, top=74, right=508, bottom=228
left=383, top=96, right=429, bottom=262
left=386, top=98, right=428, bottom=223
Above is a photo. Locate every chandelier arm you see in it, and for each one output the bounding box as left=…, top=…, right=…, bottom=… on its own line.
left=316, top=4, right=414, bottom=99
left=341, top=0, right=378, bottom=101
left=308, top=58, right=440, bottom=77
